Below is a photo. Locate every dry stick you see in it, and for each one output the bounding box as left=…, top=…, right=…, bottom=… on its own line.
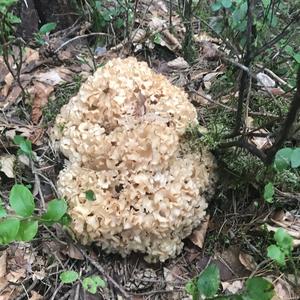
left=232, top=0, right=254, bottom=137
left=265, top=66, right=300, bottom=163
left=191, top=89, right=278, bottom=118
left=250, top=10, right=300, bottom=60
left=54, top=33, right=113, bottom=53
left=76, top=245, right=130, bottom=299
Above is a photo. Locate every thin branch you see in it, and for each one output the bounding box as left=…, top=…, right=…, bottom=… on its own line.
left=54, top=32, right=113, bottom=53
left=251, top=10, right=300, bottom=59
left=266, top=66, right=300, bottom=163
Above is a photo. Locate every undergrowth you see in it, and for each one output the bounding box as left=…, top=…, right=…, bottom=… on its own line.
left=43, top=75, right=82, bottom=124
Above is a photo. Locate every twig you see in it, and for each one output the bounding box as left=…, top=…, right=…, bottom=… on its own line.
left=251, top=10, right=300, bottom=59
left=54, top=32, right=113, bottom=53
left=76, top=245, right=130, bottom=299
left=190, top=89, right=278, bottom=118
left=232, top=0, right=254, bottom=136
left=266, top=66, right=300, bottom=163
left=258, top=66, right=293, bottom=89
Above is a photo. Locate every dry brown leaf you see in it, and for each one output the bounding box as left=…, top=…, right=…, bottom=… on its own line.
left=0, top=154, right=16, bottom=178
left=30, top=81, right=54, bottom=124
left=0, top=155, right=16, bottom=178
left=167, top=57, right=189, bottom=70
left=34, top=67, right=74, bottom=86
left=238, top=252, right=257, bottom=271
left=162, top=30, right=181, bottom=50
left=221, top=280, right=243, bottom=294
left=249, top=129, right=272, bottom=150
left=189, top=215, right=210, bottom=248
left=0, top=251, right=7, bottom=278
left=64, top=243, right=84, bottom=260
left=28, top=291, right=43, bottom=300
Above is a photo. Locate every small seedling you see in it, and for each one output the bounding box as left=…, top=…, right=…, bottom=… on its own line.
left=267, top=228, right=293, bottom=266
left=0, top=184, right=69, bottom=245
left=263, top=182, right=275, bottom=203
left=185, top=263, right=274, bottom=299
left=13, top=135, right=33, bottom=158
left=60, top=271, right=106, bottom=294
left=34, top=22, right=57, bottom=45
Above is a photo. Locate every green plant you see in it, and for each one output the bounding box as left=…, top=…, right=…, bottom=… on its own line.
left=263, top=182, right=274, bottom=203
left=85, top=0, right=133, bottom=39
left=60, top=270, right=106, bottom=294
left=262, top=147, right=300, bottom=202
left=0, top=0, right=21, bottom=54
left=185, top=263, right=274, bottom=299
left=13, top=135, right=33, bottom=158
left=0, top=184, right=70, bottom=245
left=34, top=22, right=57, bottom=45
left=43, top=75, right=82, bottom=123
left=267, top=228, right=293, bottom=266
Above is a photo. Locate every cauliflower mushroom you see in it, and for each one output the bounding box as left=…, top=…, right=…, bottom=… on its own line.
left=53, top=57, right=216, bottom=262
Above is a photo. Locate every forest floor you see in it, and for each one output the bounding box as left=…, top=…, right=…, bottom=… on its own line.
left=0, top=0, right=299, bottom=299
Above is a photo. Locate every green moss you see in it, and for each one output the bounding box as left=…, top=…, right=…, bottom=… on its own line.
left=43, top=75, right=82, bottom=124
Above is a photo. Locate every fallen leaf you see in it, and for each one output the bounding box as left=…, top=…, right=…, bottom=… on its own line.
left=167, top=57, right=189, bottom=69
left=0, top=251, right=7, bottom=278
left=249, top=129, right=272, bottom=150
left=29, top=291, right=43, bottom=300
left=257, top=72, right=276, bottom=88
left=0, top=155, right=16, bottom=178
left=238, top=252, right=257, bottom=271
left=64, top=243, right=84, bottom=260
left=34, top=67, right=74, bottom=86
left=30, top=81, right=54, bottom=124
left=163, top=265, right=183, bottom=291
left=221, top=280, right=243, bottom=294
left=189, top=215, right=210, bottom=248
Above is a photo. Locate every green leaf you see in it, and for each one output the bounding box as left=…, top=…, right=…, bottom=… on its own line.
left=267, top=244, right=285, bottom=266
left=197, top=264, right=220, bottom=298
left=0, top=0, right=17, bottom=9
left=293, top=53, right=300, bottom=64
left=0, top=200, right=7, bottom=218
left=274, top=228, right=293, bottom=254
left=92, top=275, right=106, bottom=288
left=15, top=220, right=38, bottom=241
left=42, top=199, right=68, bottom=222
left=39, top=22, right=57, bottom=35
left=244, top=277, right=274, bottom=300
left=290, top=148, right=300, bottom=168
left=59, top=271, right=79, bottom=284
left=82, top=275, right=106, bottom=294
left=284, top=45, right=294, bottom=56
left=274, top=148, right=293, bottom=171
left=262, top=0, right=271, bottom=8
left=83, top=277, right=97, bottom=294
left=85, top=190, right=96, bottom=201
left=13, top=135, right=32, bottom=157
left=211, top=2, right=222, bottom=11
left=0, top=218, right=20, bottom=244
left=221, top=0, right=232, bottom=8
left=9, top=184, right=35, bottom=217
left=263, top=182, right=274, bottom=203
left=185, top=280, right=197, bottom=295
left=59, top=213, right=72, bottom=226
